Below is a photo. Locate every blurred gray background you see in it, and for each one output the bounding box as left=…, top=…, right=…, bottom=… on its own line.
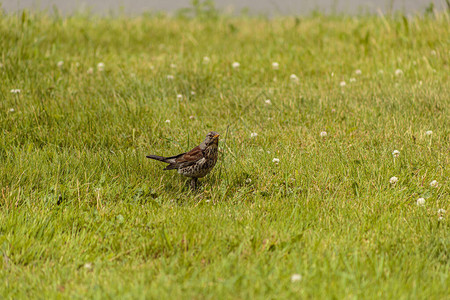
left=1, top=0, right=447, bottom=15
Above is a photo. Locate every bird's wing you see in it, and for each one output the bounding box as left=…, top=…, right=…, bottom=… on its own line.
left=174, top=146, right=204, bottom=167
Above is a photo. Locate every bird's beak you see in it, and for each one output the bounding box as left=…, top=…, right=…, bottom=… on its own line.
left=213, top=134, right=220, bottom=138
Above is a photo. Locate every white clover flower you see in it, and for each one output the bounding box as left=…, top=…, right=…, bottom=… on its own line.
left=250, top=132, right=258, bottom=138
left=267, top=117, right=273, bottom=120
left=9, top=108, right=15, bottom=113
left=331, top=72, right=334, bottom=77
left=177, top=94, right=183, bottom=100
left=167, top=75, right=174, bottom=80
left=290, top=74, right=299, bottom=82
left=425, top=130, right=433, bottom=136
left=389, top=176, right=398, bottom=184
left=245, top=178, right=252, bottom=184
left=320, top=131, right=327, bottom=137
left=265, top=99, right=272, bottom=105
left=272, top=158, right=280, bottom=164
left=0, top=63, right=3, bottom=68
left=190, top=91, right=196, bottom=95
left=203, top=56, right=210, bottom=63
left=392, top=150, right=400, bottom=158
left=430, top=180, right=438, bottom=188
left=378, top=70, right=384, bottom=74
left=355, top=69, right=362, bottom=75
left=437, top=209, right=446, bottom=215
left=10, top=89, right=21, bottom=94
left=331, top=108, right=336, bottom=113
left=84, top=263, right=93, bottom=270
left=395, top=69, right=403, bottom=76
left=349, top=78, right=356, bottom=83
left=272, top=62, right=279, bottom=70
left=150, top=65, right=155, bottom=70
left=57, top=61, right=64, bottom=68
left=97, top=62, right=105, bottom=71
left=232, top=62, right=240, bottom=69
left=87, top=67, right=94, bottom=74
left=291, top=274, right=302, bottom=282
left=170, top=63, right=177, bottom=69
left=430, top=50, right=436, bottom=56
left=165, top=119, right=171, bottom=123
left=438, top=216, right=444, bottom=221
left=416, top=198, right=425, bottom=206
left=340, top=81, right=346, bottom=87
left=189, top=115, right=195, bottom=120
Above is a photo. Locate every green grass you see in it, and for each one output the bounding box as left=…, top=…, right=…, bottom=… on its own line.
left=0, top=8, right=449, bottom=299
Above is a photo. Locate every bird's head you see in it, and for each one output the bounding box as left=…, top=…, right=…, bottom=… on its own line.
left=202, top=131, right=220, bottom=147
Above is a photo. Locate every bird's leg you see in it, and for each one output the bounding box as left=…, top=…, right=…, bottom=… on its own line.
left=190, top=178, right=198, bottom=190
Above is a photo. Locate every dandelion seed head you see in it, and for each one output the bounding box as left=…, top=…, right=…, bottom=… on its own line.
left=290, top=74, right=299, bottom=82
left=392, top=150, right=400, bottom=158
left=97, top=62, right=105, bottom=71
left=430, top=180, right=438, bottom=188
left=291, top=274, right=302, bottom=282
left=416, top=198, right=425, bottom=206
left=390, top=176, right=398, bottom=184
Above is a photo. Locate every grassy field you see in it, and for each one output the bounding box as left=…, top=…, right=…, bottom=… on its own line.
left=0, top=7, right=449, bottom=299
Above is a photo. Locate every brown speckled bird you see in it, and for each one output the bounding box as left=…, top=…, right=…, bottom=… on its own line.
left=146, top=131, right=220, bottom=189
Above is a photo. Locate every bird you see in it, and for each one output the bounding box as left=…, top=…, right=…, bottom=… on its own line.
left=146, top=131, right=220, bottom=189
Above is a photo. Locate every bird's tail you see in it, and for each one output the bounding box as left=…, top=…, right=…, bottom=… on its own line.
left=146, top=154, right=168, bottom=162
